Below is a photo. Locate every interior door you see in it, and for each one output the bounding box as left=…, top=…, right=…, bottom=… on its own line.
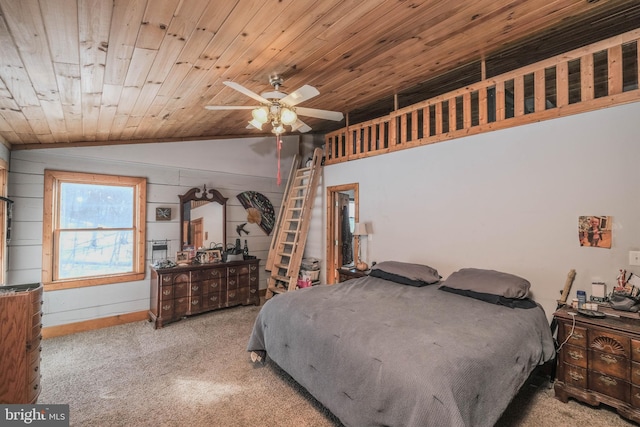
left=191, top=217, right=203, bottom=249
left=326, top=184, right=359, bottom=284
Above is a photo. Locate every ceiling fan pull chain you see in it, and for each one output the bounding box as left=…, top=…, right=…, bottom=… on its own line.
left=277, top=137, right=282, bottom=186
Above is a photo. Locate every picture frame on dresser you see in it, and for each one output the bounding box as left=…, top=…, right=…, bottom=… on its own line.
left=205, top=249, right=221, bottom=263
left=176, top=251, right=189, bottom=264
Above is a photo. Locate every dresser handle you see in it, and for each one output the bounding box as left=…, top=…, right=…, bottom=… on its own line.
left=229, top=280, right=236, bottom=286
left=162, top=304, right=171, bottom=311
left=568, top=350, right=583, bottom=361
left=250, top=289, right=256, bottom=293
left=230, top=268, right=236, bottom=273
left=569, top=371, right=584, bottom=381
left=599, top=375, right=617, bottom=387
left=229, top=292, right=236, bottom=298
left=571, top=332, right=584, bottom=340
left=210, top=296, right=217, bottom=302
left=600, top=354, right=618, bottom=365
left=192, top=285, right=199, bottom=291
left=163, top=289, right=171, bottom=296
left=192, top=300, right=198, bottom=305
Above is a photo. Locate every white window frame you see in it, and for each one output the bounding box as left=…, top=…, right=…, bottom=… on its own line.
left=42, top=170, right=146, bottom=291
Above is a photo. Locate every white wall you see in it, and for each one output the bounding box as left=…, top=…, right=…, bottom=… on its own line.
left=307, top=102, right=640, bottom=321
left=8, top=136, right=298, bottom=327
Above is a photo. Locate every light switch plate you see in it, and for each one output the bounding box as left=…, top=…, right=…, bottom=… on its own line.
left=629, top=251, right=640, bottom=266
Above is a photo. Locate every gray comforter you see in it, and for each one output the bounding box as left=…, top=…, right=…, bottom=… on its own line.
left=247, top=276, right=555, bottom=427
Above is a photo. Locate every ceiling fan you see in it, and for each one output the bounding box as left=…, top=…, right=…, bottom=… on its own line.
left=205, top=75, right=344, bottom=135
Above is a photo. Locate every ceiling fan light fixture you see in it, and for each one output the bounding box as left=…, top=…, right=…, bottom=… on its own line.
left=248, top=119, right=263, bottom=130
left=252, top=106, right=269, bottom=124
left=280, top=107, right=297, bottom=125
left=272, top=124, right=285, bottom=134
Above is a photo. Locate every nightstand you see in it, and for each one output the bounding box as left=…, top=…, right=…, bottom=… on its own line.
left=553, top=306, right=640, bottom=424
left=338, top=267, right=368, bottom=283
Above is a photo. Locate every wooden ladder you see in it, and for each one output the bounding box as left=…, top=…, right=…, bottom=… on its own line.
left=265, top=147, right=323, bottom=299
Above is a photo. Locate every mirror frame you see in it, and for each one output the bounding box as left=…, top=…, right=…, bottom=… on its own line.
left=179, top=185, right=228, bottom=251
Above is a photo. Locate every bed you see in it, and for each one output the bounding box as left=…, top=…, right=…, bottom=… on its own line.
left=247, top=262, right=556, bottom=427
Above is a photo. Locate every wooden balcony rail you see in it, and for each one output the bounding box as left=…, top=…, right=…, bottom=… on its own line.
left=324, top=28, right=640, bottom=165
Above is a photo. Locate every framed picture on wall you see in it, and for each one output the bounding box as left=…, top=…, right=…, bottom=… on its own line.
left=578, top=215, right=612, bottom=248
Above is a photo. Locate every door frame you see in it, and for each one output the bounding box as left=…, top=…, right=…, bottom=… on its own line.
left=326, top=183, right=359, bottom=284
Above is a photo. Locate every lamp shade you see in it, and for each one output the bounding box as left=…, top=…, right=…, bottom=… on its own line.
left=353, top=222, right=368, bottom=236
left=280, top=107, right=297, bottom=125
left=252, top=106, right=269, bottom=123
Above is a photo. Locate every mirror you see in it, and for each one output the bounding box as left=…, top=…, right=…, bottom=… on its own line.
left=179, top=185, right=227, bottom=251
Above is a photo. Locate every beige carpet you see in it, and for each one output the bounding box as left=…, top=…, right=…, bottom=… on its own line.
left=38, top=305, right=636, bottom=427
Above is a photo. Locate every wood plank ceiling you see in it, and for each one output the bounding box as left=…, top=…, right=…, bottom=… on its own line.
left=0, top=0, right=638, bottom=149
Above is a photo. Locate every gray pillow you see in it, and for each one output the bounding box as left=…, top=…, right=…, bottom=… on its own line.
left=440, top=268, right=530, bottom=299
left=370, top=261, right=441, bottom=285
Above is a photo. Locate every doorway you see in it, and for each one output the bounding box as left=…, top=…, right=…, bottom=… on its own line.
left=326, top=183, right=359, bottom=284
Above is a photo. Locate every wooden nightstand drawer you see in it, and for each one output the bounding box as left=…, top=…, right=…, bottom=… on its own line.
left=589, top=350, right=629, bottom=381
left=631, top=339, right=640, bottom=362
left=563, top=324, right=587, bottom=347
left=632, top=361, right=640, bottom=385
left=589, top=330, right=630, bottom=358
left=632, top=385, right=640, bottom=407
left=563, top=344, right=587, bottom=368
left=589, top=371, right=629, bottom=402
left=562, top=363, right=587, bottom=388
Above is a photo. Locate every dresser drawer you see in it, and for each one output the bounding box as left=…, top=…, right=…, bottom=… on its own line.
left=589, top=350, right=629, bottom=381
left=631, top=384, right=640, bottom=407
left=561, top=363, right=587, bottom=388
left=174, top=281, right=189, bottom=298
left=563, top=324, right=587, bottom=347
left=631, top=339, right=640, bottom=362
left=204, top=292, right=222, bottom=309
left=174, top=297, right=188, bottom=316
left=589, top=371, right=629, bottom=402
left=632, top=361, right=640, bottom=385
left=160, top=300, right=174, bottom=317
left=161, top=285, right=174, bottom=299
left=563, top=344, right=587, bottom=368
left=589, top=330, right=629, bottom=358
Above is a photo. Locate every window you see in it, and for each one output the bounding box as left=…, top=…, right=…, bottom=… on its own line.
left=43, top=170, right=146, bottom=290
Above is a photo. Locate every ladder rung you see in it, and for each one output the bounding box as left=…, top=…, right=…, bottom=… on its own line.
left=272, top=274, right=291, bottom=282
left=297, top=167, right=311, bottom=173
left=274, top=263, right=289, bottom=269
left=267, top=285, right=287, bottom=294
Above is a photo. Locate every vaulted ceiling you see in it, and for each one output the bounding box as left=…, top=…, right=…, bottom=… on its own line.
left=0, top=0, right=638, bottom=149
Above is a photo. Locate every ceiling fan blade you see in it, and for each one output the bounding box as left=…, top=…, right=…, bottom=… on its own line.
left=291, top=119, right=312, bottom=133
left=281, top=85, right=319, bottom=106
left=205, top=105, right=255, bottom=110
left=296, top=106, right=344, bottom=121
left=223, top=81, right=270, bottom=104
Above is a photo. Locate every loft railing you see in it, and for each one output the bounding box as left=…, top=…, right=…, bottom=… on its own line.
left=324, top=29, right=640, bottom=165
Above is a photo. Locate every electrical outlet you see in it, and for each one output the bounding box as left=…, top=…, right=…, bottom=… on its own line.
left=630, top=251, right=640, bottom=266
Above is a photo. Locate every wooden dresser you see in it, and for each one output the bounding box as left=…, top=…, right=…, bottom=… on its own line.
left=554, top=307, right=640, bottom=423
left=149, top=259, right=260, bottom=329
left=0, top=283, right=43, bottom=404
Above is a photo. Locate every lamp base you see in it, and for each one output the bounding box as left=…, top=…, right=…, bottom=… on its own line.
left=356, top=261, right=369, bottom=271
